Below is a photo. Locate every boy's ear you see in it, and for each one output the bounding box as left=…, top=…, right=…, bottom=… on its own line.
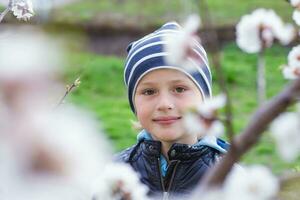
left=126, top=42, right=134, bottom=53
left=130, top=120, right=143, bottom=131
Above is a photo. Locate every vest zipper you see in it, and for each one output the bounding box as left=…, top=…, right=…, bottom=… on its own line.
left=166, top=160, right=180, bottom=194
left=157, top=157, right=167, bottom=200
left=157, top=158, right=181, bottom=200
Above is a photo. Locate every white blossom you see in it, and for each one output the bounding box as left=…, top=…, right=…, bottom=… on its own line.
left=0, top=27, right=62, bottom=81
left=282, top=45, right=300, bottom=79
left=0, top=27, right=111, bottom=200
left=223, top=165, right=279, bottom=200
left=293, top=10, right=300, bottom=26
left=282, top=65, right=300, bottom=79
left=0, top=27, right=65, bottom=113
left=183, top=95, right=226, bottom=138
left=92, top=163, right=150, bottom=200
left=164, top=14, right=203, bottom=73
left=197, top=94, right=226, bottom=119
left=183, top=111, right=205, bottom=136
left=236, top=8, right=295, bottom=53
left=205, top=120, right=224, bottom=138
left=183, top=111, right=225, bottom=139
left=288, top=45, right=300, bottom=67
left=270, top=112, right=300, bottom=162
left=0, top=104, right=112, bottom=200
left=10, top=0, right=34, bottom=21
left=190, top=188, right=223, bottom=200
left=275, top=23, right=296, bottom=45
left=290, top=0, right=300, bottom=7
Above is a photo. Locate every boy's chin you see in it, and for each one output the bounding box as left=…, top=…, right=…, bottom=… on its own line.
left=153, top=131, right=190, bottom=144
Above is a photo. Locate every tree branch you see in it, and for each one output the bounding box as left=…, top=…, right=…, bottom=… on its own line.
left=0, top=7, right=9, bottom=23
left=197, top=77, right=300, bottom=189
left=198, top=0, right=235, bottom=141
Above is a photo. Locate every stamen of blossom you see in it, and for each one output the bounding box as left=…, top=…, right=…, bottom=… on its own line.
left=92, top=163, right=150, bottom=200
left=236, top=8, right=295, bottom=53
left=270, top=110, right=300, bottom=162
left=164, top=14, right=202, bottom=73
left=183, top=94, right=226, bottom=138
left=10, top=0, right=34, bottom=21
left=223, top=165, right=279, bottom=200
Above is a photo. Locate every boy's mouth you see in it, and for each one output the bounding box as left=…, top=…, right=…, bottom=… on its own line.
left=152, top=116, right=182, bottom=125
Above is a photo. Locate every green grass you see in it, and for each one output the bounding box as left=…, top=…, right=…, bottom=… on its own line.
left=64, top=42, right=300, bottom=174
left=54, top=0, right=294, bottom=26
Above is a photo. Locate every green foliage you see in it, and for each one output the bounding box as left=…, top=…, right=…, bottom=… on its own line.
left=54, top=0, right=293, bottom=26
left=64, top=52, right=138, bottom=151
left=64, top=43, right=300, bottom=174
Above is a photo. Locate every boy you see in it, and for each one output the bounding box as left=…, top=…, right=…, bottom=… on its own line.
left=116, top=22, right=228, bottom=199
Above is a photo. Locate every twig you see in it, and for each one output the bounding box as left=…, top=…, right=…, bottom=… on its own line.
left=56, top=76, right=81, bottom=107
left=0, top=7, right=9, bottom=23
left=198, top=0, right=235, bottom=142
left=197, top=77, right=300, bottom=190
left=257, top=46, right=266, bottom=105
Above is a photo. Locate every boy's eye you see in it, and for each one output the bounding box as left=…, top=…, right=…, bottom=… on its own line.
left=174, top=87, right=186, bottom=93
left=142, top=89, right=156, bottom=95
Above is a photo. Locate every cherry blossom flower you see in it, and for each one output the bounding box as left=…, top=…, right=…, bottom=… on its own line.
left=223, top=165, right=279, bottom=200
left=236, top=8, right=295, bottom=53
left=282, top=45, right=300, bottom=79
left=288, top=45, right=300, bottom=67
left=164, top=14, right=205, bottom=73
left=197, top=94, right=226, bottom=119
left=183, top=94, right=226, bottom=138
left=0, top=106, right=111, bottom=200
left=0, top=27, right=111, bottom=200
left=190, top=188, right=223, bottom=200
left=270, top=110, right=300, bottom=162
left=10, top=0, right=34, bottom=21
left=290, top=0, right=300, bottom=7
left=92, top=163, right=150, bottom=200
left=283, top=65, right=300, bottom=79
left=293, top=10, right=300, bottom=26
left=0, top=27, right=64, bottom=111
left=290, top=0, right=300, bottom=25
left=0, top=26, right=62, bottom=81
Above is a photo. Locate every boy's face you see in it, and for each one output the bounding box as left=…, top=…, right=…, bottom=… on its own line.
left=134, top=69, right=203, bottom=145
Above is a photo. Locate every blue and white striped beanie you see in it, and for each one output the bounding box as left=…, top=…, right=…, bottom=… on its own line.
left=124, top=22, right=212, bottom=113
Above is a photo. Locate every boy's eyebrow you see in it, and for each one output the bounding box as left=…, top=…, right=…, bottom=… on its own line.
left=139, top=79, right=187, bottom=86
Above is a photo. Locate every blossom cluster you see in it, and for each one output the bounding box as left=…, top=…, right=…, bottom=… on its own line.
left=0, top=27, right=149, bottom=200
left=10, top=0, right=34, bottom=21
left=190, top=165, right=279, bottom=200
left=183, top=94, right=226, bottom=139
left=92, top=163, right=150, bottom=200
left=236, top=8, right=295, bottom=53
left=0, top=0, right=34, bottom=22
left=163, top=14, right=204, bottom=73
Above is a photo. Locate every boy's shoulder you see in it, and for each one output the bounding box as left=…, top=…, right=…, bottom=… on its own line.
left=114, top=142, right=141, bottom=163
left=198, top=136, right=230, bottom=154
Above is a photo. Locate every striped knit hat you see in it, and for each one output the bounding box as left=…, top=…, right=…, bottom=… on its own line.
left=124, top=22, right=212, bottom=113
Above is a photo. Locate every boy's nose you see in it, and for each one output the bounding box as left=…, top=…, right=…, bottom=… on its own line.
left=156, top=93, right=175, bottom=111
